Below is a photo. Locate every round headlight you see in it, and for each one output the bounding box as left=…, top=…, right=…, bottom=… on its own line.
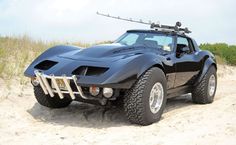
left=89, top=86, right=100, bottom=96
left=103, top=88, right=113, bottom=98
left=31, top=77, right=39, bottom=86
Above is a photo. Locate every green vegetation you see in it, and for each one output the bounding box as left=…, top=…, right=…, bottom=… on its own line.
left=200, top=43, right=236, bottom=65
left=0, top=36, right=235, bottom=84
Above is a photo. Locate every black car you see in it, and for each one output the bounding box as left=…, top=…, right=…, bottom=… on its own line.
left=24, top=23, right=217, bottom=125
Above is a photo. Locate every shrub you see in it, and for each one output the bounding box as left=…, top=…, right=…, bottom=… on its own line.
left=200, top=43, right=236, bottom=65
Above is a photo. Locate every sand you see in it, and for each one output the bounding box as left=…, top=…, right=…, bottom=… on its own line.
left=0, top=65, right=236, bottom=145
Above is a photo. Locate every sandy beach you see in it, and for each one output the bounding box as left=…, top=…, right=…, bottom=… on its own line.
left=0, top=65, right=235, bottom=145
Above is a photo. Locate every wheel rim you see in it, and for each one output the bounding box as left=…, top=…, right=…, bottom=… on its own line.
left=149, top=82, right=164, bottom=114
left=208, top=74, right=216, bottom=97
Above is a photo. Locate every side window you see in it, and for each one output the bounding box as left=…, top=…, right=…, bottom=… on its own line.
left=144, top=35, right=173, bottom=52
left=177, top=37, right=188, bottom=45
left=177, top=37, right=194, bottom=54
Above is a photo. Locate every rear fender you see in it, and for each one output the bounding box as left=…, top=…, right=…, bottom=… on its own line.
left=194, top=57, right=217, bottom=86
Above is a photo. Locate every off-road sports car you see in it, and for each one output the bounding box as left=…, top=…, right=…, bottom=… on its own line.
left=24, top=17, right=217, bottom=125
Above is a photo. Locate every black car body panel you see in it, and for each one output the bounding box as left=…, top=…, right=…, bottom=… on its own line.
left=24, top=30, right=217, bottom=98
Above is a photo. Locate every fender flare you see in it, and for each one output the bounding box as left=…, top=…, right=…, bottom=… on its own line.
left=24, top=45, right=81, bottom=77
left=102, top=54, right=165, bottom=89
left=137, top=55, right=165, bottom=78
left=194, top=57, right=217, bottom=86
left=138, top=62, right=165, bottom=78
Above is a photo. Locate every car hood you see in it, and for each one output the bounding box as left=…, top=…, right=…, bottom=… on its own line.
left=59, top=43, right=149, bottom=62
left=24, top=43, right=166, bottom=88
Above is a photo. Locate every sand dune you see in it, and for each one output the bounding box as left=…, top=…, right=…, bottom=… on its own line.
left=0, top=65, right=236, bottom=145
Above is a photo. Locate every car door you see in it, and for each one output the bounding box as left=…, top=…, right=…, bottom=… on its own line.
left=173, top=36, right=200, bottom=88
left=142, top=33, right=177, bottom=90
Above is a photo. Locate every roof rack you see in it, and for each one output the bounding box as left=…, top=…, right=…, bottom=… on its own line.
left=150, top=22, right=191, bottom=34
left=97, top=12, right=191, bottom=34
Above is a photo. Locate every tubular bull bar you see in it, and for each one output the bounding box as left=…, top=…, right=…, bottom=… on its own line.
left=34, top=70, right=88, bottom=100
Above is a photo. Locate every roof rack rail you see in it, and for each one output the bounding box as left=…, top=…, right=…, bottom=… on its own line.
left=150, top=22, right=191, bottom=34
left=97, top=12, right=191, bottom=34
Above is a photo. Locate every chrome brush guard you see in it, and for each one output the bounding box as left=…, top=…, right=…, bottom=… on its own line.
left=34, top=70, right=88, bottom=100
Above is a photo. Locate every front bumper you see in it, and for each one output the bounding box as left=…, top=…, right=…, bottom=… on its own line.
left=34, top=70, right=88, bottom=100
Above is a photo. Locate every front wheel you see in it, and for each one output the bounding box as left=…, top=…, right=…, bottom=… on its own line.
left=124, top=67, right=167, bottom=125
left=34, top=86, right=72, bottom=108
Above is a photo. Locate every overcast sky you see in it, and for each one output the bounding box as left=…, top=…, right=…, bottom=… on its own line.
left=0, top=0, right=235, bottom=44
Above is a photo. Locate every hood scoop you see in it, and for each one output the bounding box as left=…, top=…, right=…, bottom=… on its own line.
left=72, top=66, right=109, bottom=76
left=113, top=47, right=135, bottom=54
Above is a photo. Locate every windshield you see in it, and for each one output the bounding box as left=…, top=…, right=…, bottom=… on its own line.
left=115, top=32, right=174, bottom=52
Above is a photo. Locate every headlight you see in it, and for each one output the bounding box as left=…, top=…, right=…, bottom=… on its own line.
left=89, top=86, right=100, bottom=96
left=103, top=88, right=113, bottom=98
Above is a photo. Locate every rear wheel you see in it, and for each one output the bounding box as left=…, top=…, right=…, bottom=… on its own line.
left=192, top=66, right=217, bottom=104
left=124, top=67, right=167, bottom=125
left=34, top=86, right=72, bottom=108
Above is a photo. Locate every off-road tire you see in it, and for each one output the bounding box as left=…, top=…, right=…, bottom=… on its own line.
left=34, top=86, right=72, bottom=108
left=124, top=67, right=167, bottom=125
left=192, top=66, right=217, bottom=104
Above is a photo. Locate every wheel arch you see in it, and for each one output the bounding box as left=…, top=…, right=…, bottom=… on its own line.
left=194, top=56, right=217, bottom=86
left=137, top=61, right=165, bottom=78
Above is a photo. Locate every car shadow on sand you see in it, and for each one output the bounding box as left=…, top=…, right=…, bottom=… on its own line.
left=27, top=94, right=193, bottom=128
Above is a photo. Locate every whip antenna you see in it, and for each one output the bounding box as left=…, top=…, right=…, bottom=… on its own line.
left=96, top=12, right=191, bottom=34
left=96, top=12, right=159, bottom=26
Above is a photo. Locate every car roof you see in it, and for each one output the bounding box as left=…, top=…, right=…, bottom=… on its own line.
left=127, top=29, right=190, bottom=38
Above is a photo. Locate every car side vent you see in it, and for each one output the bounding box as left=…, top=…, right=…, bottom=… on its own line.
left=72, top=66, right=109, bottom=76
left=34, top=60, right=58, bottom=70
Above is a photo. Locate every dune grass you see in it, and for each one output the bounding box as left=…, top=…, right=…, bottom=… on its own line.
left=0, top=36, right=51, bottom=81
left=0, top=36, right=94, bottom=84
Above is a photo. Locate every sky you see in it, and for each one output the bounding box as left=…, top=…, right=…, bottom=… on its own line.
left=0, top=0, right=235, bottom=44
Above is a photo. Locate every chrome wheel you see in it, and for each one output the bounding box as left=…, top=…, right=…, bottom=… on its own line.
left=149, top=82, right=164, bottom=114
left=208, top=74, right=216, bottom=96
